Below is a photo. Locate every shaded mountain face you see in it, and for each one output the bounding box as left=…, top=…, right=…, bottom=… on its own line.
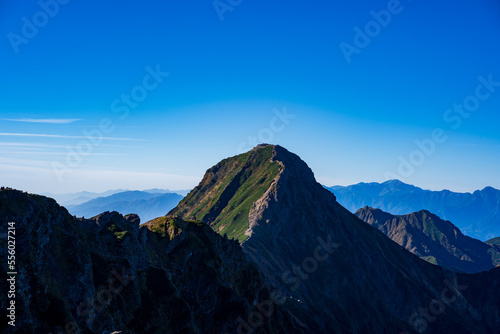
left=66, top=191, right=184, bottom=222
left=355, top=207, right=500, bottom=273
left=325, top=180, right=500, bottom=241
left=0, top=188, right=298, bottom=333
left=170, top=144, right=500, bottom=333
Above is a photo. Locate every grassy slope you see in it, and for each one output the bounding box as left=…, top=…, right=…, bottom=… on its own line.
left=170, top=145, right=281, bottom=242
left=172, top=151, right=251, bottom=220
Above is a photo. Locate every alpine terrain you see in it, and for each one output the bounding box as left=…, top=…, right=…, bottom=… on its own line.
left=355, top=207, right=500, bottom=273
left=1, top=144, right=499, bottom=333
left=170, top=144, right=500, bottom=333
left=326, top=180, right=500, bottom=241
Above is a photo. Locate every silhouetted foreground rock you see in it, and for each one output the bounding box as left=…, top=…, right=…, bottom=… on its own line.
left=0, top=188, right=298, bottom=333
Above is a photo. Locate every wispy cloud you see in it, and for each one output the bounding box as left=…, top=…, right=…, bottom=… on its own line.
left=0, top=142, right=142, bottom=148
left=0, top=118, right=81, bottom=124
left=0, top=151, right=127, bottom=156
left=0, top=133, right=145, bottom=141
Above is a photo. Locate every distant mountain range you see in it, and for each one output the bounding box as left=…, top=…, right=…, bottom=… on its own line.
left=65, top=191, right=184, bottom=223
left=325, top=180, right=500, bottom=241
left=356, top=207, right=500, bottom=273
left=44, top=188, right=191, bottom=206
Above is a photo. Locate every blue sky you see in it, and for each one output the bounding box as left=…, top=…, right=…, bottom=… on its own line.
left=1, top=0, right=500, bottom=194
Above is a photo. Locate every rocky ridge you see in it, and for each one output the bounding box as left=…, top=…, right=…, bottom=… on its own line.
left=0, top=188, right=298, bottom=333
left=355, top=206, right=500, bottom=273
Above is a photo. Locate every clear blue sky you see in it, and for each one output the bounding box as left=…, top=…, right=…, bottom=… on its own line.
left=1, top=0, right=500, bottom=194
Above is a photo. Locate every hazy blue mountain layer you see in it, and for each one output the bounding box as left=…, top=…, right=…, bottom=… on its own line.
left=66, top=190, right=184, bottom=222
left=326, top=180, right=500, bottom=240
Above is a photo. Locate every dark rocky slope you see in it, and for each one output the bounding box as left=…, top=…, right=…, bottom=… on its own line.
left=171, top=144, right=500, bottom=333
left=0, top=188, right=298, bottom=333
left=356, top=207, right=500, bottom=273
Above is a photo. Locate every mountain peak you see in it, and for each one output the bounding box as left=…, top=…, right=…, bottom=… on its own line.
left=382, top=179, right=414, bottom=189
left=170, top=144, right=328, bottom=241
left=254, top=143, right=274, bottom=149
left=384, top=179, right=404, bottom=185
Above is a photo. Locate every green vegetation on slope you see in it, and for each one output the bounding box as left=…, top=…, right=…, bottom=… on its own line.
left=213, top=156, right=280, bottom=242
left=170, top=145, right=281, bottom=242
left=420, top=211, right=445, bottom=243
left=114, top=230, right=129, bottom=240
left=106, top=223, right=130, bottom=241
left=173, top=151, right=252, bottom=220
left=145, top=216, right=184, bottom=240
left=421, top=256, right=437, bottom=265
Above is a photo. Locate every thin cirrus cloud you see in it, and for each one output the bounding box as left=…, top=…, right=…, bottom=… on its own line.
left=0, top=142, right=141, bottom=148
left=0, top=118, right=82, bottom=124
left=0, top=133, right=145, bottom=141
left=0, top=151, right=127, bottom=156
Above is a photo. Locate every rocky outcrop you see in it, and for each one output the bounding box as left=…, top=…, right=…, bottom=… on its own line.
left=0, top=188, right=298, bottom=333
left=356, top=207, right=500, bottom=273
